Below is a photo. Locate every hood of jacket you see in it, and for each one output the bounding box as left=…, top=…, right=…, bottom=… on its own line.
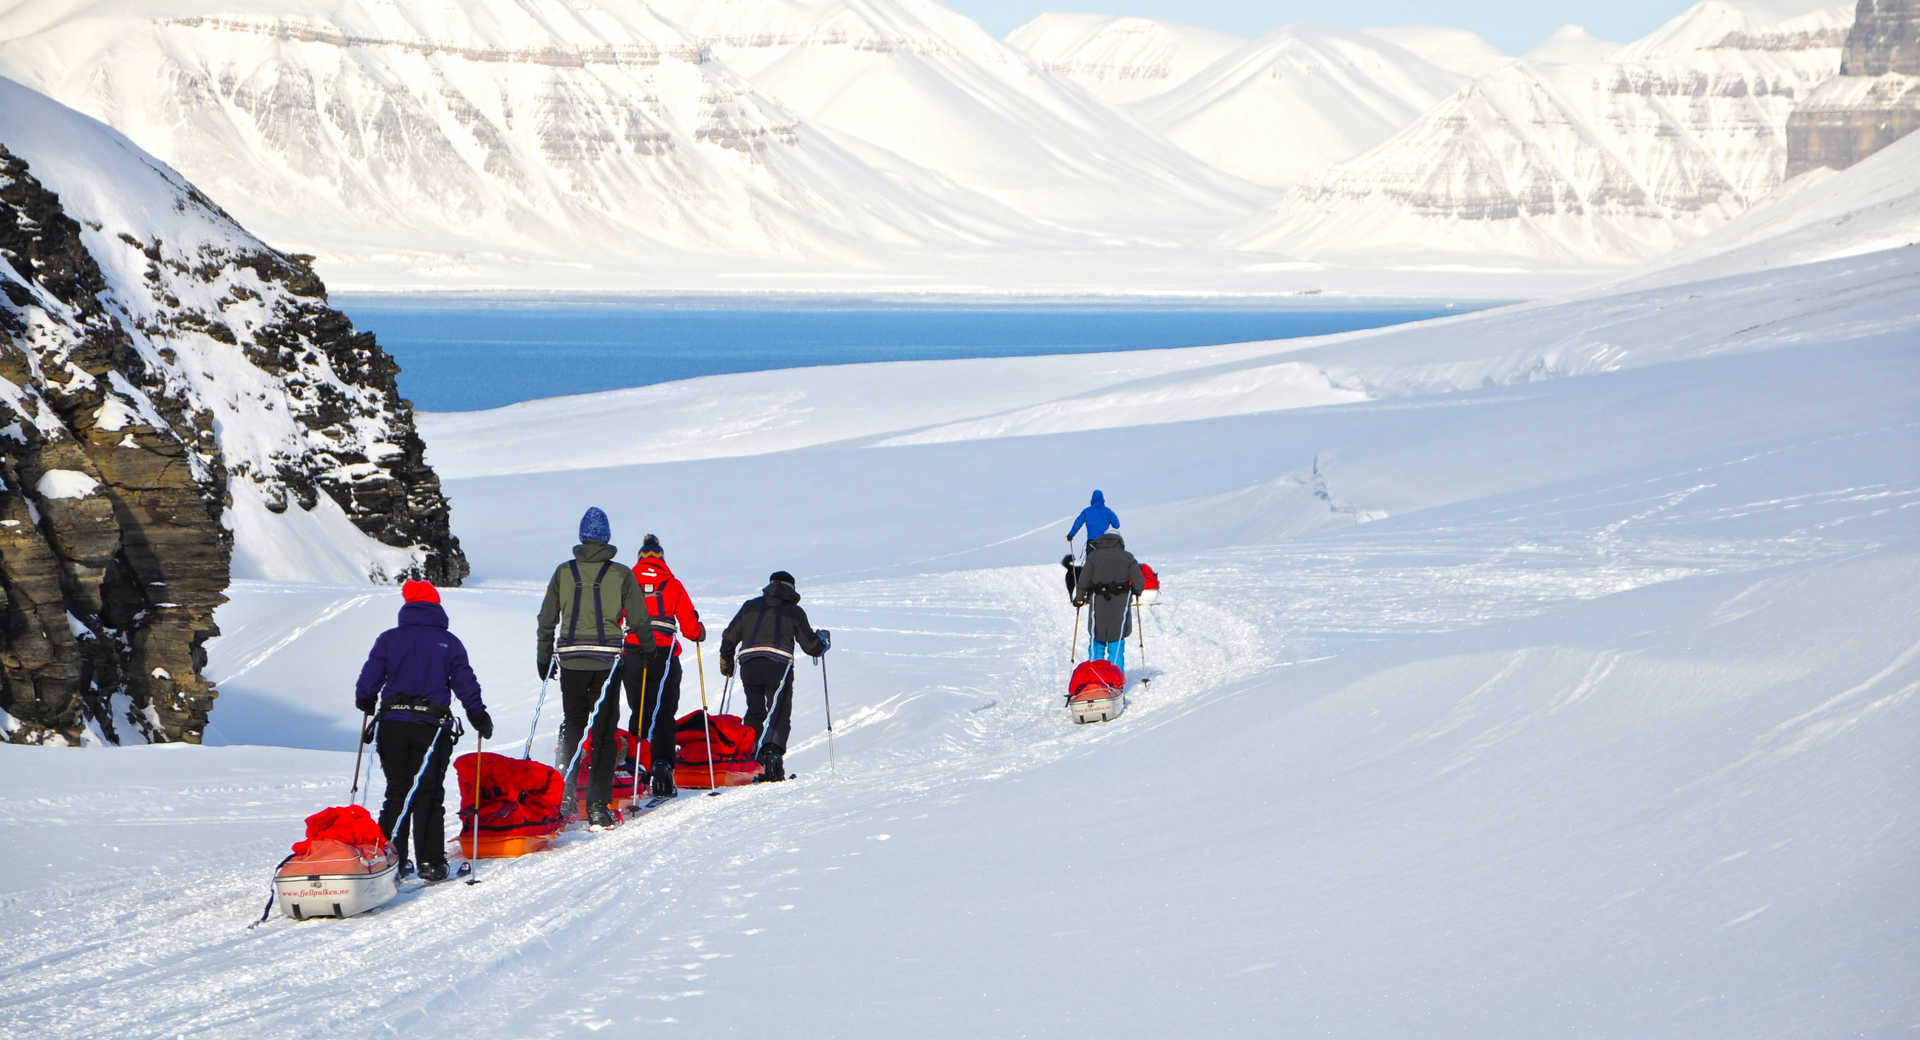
left=573, top=540, right=618, bottom=565
left=634, top=557, right=675, bottom=584
left=1089, top=489, right=1105, bottom=507
left=397, top=600, right=449, bottom=629
left=761, top=580, right=801, bottom=604
left=1089, top=531, right=1126, bottom=551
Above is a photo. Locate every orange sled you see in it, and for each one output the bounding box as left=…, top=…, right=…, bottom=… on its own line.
left=1067, top=660, right=1127, bottom=724
left=274, top=806, right=400, bottom=920
left=456, top=752, right=567, bottom=858
left=674, top=760, right=763, bottom=788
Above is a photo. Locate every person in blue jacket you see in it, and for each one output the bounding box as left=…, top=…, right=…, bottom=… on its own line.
left=1067, top=489, right=1120, bottom=547
left=354, top=580, right=492, bottom=881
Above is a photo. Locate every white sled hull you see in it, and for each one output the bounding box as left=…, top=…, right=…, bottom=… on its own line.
left=275, top=864, right=400, bottom=920
left=1137, top=589, right=1159, bottom=606
left=1068, top=693, right=1125, bottom=724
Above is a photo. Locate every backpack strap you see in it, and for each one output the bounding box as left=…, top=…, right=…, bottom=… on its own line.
left=591, top=561, right=611, bottom=641
left=566, top=560, right=584, bottom=645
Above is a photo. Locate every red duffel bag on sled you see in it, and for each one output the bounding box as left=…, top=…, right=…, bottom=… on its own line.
left=674, top=710, right=762, bottom=788
left=1067, top=659, right=1127, bottom=725
left=456, top=752, right=567, bottom=858
left=272, top=804, right=399, bottom=920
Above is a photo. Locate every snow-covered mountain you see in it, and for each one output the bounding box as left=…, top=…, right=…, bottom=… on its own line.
left=0, top=76, right=464, bottom=744
left=0, top=0, right=1260, bottom=289
left=639, top=0, right=1257, bottom=231
left=1131, top=26, right=1464, bottom=188
left=1360, top=25, right=1509, bottom=78
left=1240, top=1, right=1852, bottom=267
left=1004, top=12, right=1246, bottom=104
left=1630, top=127, right=1920, bottom=282
left=1523, top=25, right=1622, bottom=64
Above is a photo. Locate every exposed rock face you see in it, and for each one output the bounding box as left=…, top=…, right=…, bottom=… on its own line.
left=1786, top=0, right=1920, bottom=176
left=1839, top=0, right=1920, bottom=74
left=1, top=145, right=230, bottom=744
left=1, top=85, right=468, bottom=745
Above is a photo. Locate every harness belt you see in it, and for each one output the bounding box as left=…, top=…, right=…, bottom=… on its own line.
left=379, top=694, right=452, bottom=719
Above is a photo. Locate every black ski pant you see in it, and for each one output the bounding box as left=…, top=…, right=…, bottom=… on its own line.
left=623, top=645, right=680, bottom=770
left=558, top=663, right=621, bottom=808
left=741, top=657, right=797, bottom=757
left=377, top=719, right=455, bottom=868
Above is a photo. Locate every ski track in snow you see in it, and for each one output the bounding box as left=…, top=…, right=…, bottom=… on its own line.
left=3, top=445, right=1913, bottom=1037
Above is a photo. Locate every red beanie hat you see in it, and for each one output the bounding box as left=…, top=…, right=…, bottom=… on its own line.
left=401, top=579, right=440, bottom=604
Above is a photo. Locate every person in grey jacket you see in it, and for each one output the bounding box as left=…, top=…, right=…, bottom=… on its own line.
left=536, top=507, right=652, bottom=827
left=1073, top=532, right=1143, bottom=671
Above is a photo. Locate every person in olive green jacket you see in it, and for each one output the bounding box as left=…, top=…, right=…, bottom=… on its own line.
left=536, top=507, right=652, bottom=827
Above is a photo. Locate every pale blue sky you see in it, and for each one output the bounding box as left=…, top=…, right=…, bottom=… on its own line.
left=959, top=0, right=1703, bottom=54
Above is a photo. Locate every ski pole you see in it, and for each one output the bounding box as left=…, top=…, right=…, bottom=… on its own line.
left=635, top=659, right=649, bottom=793
left=466, top=735, right=483, bottom=885
left=820, top=651, right=837, bottom=775
left=719, top=673, right=733, bottom=716
left=1070, top=601, right=1082, bottom=665
left=752, top=657, right=796, bottom=759
left=522, top=656, right=558, bottom=760
left=695, top=642, right=718, bottom=794
left=348, top=709, right=372, bottom=803
left=1134, top=595, right=1145, bottom=669
left=558, top=657, right=624, bottom=814
left=389, top=719, right=453, bottom=866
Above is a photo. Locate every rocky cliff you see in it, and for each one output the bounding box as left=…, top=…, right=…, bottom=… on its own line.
left=1786, top=0, right=1920, bottom=176
left=1, top=80, right=466, bottom=745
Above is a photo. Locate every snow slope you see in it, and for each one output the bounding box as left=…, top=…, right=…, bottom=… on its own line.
left=1005, top=12, right=1246, bottom=105
left=1625, top=128, right=1920, bottom=285
left=1134, top=25, right=1463, bottom=188
left=1240, top=1, right=1849, bottom=267
left=4, top=231, right=1916, bottom=1034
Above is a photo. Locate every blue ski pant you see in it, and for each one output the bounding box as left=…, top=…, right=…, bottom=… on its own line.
left=1088, top=638, right=1125, bottom=672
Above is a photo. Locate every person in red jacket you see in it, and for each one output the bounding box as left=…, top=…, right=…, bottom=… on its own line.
left=623, top=533, right=705, bottom=796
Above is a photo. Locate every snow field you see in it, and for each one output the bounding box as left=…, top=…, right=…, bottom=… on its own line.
left=4, top=240, right=1919, bottom=1035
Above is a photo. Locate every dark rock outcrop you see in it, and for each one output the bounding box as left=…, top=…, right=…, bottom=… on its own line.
left=1, top=130, right=466, bottom=745
left=1786, top=0, right=1920, bottom=175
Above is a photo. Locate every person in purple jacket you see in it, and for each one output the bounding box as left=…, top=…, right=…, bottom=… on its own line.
left=354, top=580, right=492, bottom=881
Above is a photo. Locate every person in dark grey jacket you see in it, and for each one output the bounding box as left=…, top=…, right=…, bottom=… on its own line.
left=718, top=571, right=829, bottom=782
left=1073, top=532, right=1143, bottom=671
left=536, top=507, right=652, bottom=827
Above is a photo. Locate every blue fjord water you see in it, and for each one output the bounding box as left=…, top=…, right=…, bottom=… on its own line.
left=335, top=297, right=1477, bottom=413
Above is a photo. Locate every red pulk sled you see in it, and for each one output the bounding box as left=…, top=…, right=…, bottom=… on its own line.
left=455, top=752, right=567, bottom=858
left=673, top=710, right=763, bottom=788
left=573, top=728, right=643, bottom=813
left=1137, top=563, right=1161, bottom=606
left=1067, top=659, right=1127, bottom=724
left=273, top=804, right=400, bottom=920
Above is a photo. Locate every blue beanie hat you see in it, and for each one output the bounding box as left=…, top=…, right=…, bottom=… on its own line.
left=579, top=507, right=610, bottom=544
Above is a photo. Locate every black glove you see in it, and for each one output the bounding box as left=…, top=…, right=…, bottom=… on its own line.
left=360, top=718, right=376, bottom=745
left=356, top=694, right=376, bottom=715
left=537, top=655, right=553, bottom=681
left=816, top=629, right=831, bottom=653
left=718, top=657, right=734, bottom=678
left=469, top=709, right=494, bottom=741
